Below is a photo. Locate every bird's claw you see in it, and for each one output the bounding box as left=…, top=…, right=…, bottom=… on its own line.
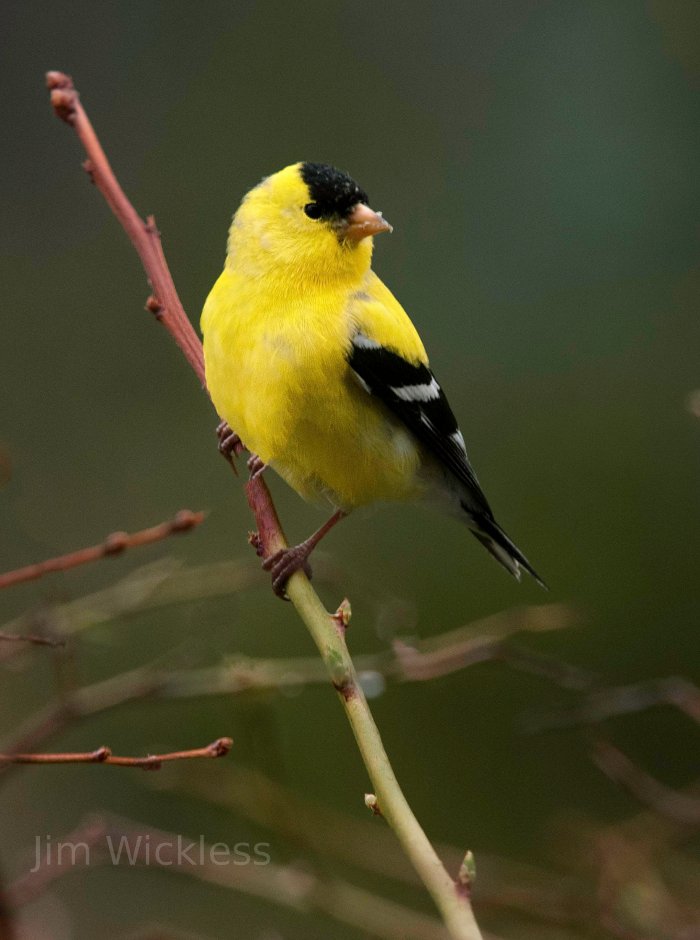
left=216, top=421, right=242, bottom=469
left=262, top=546, right=313, bottom=600
left=247, top=454, right=266, bottom=480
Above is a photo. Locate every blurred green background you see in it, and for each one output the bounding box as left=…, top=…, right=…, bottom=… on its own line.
left=1, top=1, right=699, bottom=937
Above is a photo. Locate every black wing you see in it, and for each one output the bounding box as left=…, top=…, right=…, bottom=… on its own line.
left=347, top=332, right=493, bottom=518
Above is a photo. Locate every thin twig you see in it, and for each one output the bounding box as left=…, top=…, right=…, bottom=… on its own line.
left=525, top=676, right=700, bottom=733
left=592, top=739, right=700, bottom=826
left=167, top=603, right=582, bottom=695
left=0, top=555, right=346, bottom=665
left=0, top=632, right=65, bottom=648
left=0, top=737, right=232, bottom=770
left=389, top=602, right=585, bottom=686
left=47, top=70, right=483, bottom=938
left=0, top=510, right=204, bottom=591
left=180, top=763, right=601, bottom=931
left=46, top=72, right=205, bottom=383
left=0, top=557, right=267, bottom=664
left=9, top=814, right=454, bottom=940
left=592, top=823, right=700, bottom=938
left=0, top=651, right=213, bottom=764
left=7, top=818, right=109, bottom=908
left=0, top=604, right=578, bottom=778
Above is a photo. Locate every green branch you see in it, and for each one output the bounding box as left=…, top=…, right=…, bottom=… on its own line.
left=247, top=483, right=482, bottom=938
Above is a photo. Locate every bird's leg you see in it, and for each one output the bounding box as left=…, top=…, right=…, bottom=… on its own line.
left=247, top=453, right=266, bottom=480
left=263, top=509, right=347, bottom=600
left=216, top=421, right=243, bottom=472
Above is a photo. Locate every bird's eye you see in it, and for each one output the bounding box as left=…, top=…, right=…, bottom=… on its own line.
left=303, top=203, right=323, bottom=219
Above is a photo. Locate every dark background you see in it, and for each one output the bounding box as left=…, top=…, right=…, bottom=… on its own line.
left=1, top=2, right=699, bottom=937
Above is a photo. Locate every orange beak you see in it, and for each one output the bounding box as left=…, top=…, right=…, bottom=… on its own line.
left=342, top=203, right=393, bottom=243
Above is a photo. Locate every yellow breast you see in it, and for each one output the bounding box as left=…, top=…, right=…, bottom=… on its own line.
left=201, top=269, right=424, bottom=509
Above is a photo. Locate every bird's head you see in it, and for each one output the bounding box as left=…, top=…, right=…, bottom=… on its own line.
left=226, top=162, right=392, bottom=287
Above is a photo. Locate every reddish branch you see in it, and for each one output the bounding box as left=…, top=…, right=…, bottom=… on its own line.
left=45, top=71, right=284, bottom=560
left=7, top=816, right=450, bottom=940
left=0, top=509, right=204, bottom=591
left=592, top=739, right=700, bottom=826
left=0, top=737, right=232, bottom=771
left=0, top=632, right=65, bottom=647
left=527, top=675, right=700, bottom=733
left=46, top=72, right=204, bottom=383
left=7, top=818, right=108, bottom=910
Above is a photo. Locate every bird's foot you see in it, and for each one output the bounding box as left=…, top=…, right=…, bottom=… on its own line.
left=216, top=421, right=242, bottom=469
left=262, top=545, right=313, bottom=600
left=259, top=511, right=346, bottom=600
left=247, top=453, right=266, bottom=480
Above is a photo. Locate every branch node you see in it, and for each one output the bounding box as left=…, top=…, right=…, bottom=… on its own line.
left=172, top=509, right=201, bottom=533
left=364, top=793, right=383, bottom=816
left=332, top=677, right=357, bottom=701
left=248, top=531, right=264, bottom=557
left=46, top=70, right=73, bottom=91
left=456, top=850, right=476, bottom=898
left=92, top=747, right=112, bottom=762
left=103, top=531, right=129, bottom=555
left=332, top=598, right=352, bottom=630
left=145, top=214, right=160, bottom=237
left=145, top=294, right=164, bottom=319
left=0, top=509, right=205, bottom=591
left=46, top=72, right=77, bottom=124
left=81, top=158, right=96, bottom=183
left=208, top=737, right=233, bottom=758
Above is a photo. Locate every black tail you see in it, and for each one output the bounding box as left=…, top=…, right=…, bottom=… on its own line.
left=469, top=513, right=548, bottom=589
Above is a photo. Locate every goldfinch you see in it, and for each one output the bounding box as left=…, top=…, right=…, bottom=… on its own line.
left=201, top=163, right=544, bottom=595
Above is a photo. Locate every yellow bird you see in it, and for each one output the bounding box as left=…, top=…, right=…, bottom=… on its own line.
left=201, top=163, right=544, bottom=595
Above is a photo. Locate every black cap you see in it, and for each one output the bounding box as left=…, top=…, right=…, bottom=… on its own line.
left=300, top=163, right=369, bottom=220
